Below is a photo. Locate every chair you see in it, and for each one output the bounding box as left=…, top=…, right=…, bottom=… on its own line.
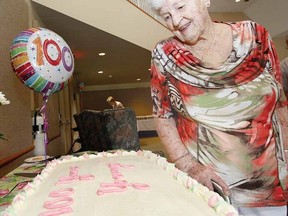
left=101, top=108, right=140, bottom=151
left=73, top=107, right=140, bottom=152
left=73, top=109, right=109, bottom=152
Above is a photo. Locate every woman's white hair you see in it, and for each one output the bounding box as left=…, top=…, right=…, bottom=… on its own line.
left=148, top=0, right=166, bottom=15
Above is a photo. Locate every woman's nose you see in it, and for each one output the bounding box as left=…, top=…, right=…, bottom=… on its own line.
left=171, top=13, right=182, bottom=28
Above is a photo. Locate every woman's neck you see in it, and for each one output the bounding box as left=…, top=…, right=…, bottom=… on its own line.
left=185, top=22, right=216, bottom=60
left=185, top=22, right=233, bottom=68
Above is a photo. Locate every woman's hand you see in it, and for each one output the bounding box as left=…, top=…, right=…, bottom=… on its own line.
left=186, top=162, right=230, bottom=196
left=155, top=117, right=230, bottom=195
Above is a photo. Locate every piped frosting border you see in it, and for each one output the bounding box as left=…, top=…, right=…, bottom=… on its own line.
left=3, top=150, right=239, bottom=216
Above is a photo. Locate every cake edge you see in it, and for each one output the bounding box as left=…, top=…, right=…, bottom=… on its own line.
left=2, top=150, right=239, bottom=216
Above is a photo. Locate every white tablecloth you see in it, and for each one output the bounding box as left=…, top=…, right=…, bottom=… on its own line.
left=137, top=115, right=156, bottom=131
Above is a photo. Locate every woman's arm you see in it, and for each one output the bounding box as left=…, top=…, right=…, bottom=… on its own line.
left=156, top=117, right=230, bottom=195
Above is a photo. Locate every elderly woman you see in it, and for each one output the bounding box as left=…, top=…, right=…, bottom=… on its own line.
left=149, top=0, right=288, bottom=215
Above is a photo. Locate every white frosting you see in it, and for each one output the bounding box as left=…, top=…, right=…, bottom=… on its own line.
left=3, top=150, right=239, bottom=216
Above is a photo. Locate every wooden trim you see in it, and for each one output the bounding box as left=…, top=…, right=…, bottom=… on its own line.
left=0, top=145, right=34, bottom=168
left=0, top=134, right=60, bottom=168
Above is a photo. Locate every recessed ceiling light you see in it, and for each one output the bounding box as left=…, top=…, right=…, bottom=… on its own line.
left=98, top=71, right=103, bottom=74
left=148, top=68, right=151, bottom=71
left=136, top=78, right=141, bottom=81
left=235, top=0, right=241, bottom=2
left=109, top=75, right=112, bottom=78
left=98, top=53, right=106, bottom=56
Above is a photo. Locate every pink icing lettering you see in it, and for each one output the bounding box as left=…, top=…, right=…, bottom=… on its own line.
left=69, top=166, right=79, bottom=176
left=49, top=188, right=74, bottom=197
left=41, top=165, right=97, bottom=215
left=108, top=163, right=120, bottom=168
left=97, top=163, right=150, bottom=195
left=56, top=176, right=78, bottom=185
left=97, top=187, right=128, bottom=196
left=43, top=197, right=74, bottom=209
left=56, top=166, right=84, bottom=185
left=100, top=182, right=127, bottom=188
left=58, top=176, right=77, bottom=181
left=111, top=172, right=123, bottom=179
left=79, top=174, right=95, bottom=181
left=114, top=179, right=127, bottom=184
left=39, top=207, right=73, bottom=216
left=130, top=183, right=150, bottom=190
left=108, top=163, right=134, bottom=169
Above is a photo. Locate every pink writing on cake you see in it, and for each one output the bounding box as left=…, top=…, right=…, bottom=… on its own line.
left=97, top=163, right=150, bottom=195
left=49, top=188, right=74, bottom=197
left=39, top=189, right=74, bottom=216
left=38, top=207, right=73, bottom=216
left=39, top=166, right=95, bottom=215
left=43, top=197, right=74, bottom=210
left=56, top=165, right=95, bottom=185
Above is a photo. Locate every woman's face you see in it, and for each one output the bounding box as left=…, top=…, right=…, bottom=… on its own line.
left=159, top=0, right=210, bottom=45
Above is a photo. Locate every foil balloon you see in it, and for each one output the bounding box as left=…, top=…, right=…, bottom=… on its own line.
left=10, top=27, right=74, bottom=97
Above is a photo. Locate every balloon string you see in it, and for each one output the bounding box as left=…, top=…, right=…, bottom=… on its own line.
left=40, top=97, right=49, bottom=158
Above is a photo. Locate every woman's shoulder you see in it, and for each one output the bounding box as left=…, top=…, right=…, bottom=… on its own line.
left=227, top=20, right=266, bottom=31
left=152, top=36, right=180, bottom=52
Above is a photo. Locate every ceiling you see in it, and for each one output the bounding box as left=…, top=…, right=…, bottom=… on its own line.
left=32, top=2, right=152, bottom=88
left=32, top=0, right=286, bottom=89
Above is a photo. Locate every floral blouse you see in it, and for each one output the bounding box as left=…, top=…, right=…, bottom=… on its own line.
left=150, top=21, right=288, bottom=207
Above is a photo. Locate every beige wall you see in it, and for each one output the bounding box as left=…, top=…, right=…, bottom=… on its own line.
left=0, top=0, right=33, bottom=176
left=274, top=38, right=288, bottom=61
left=210, top=12, right=250, bottom=22
left=0, top=0, right=74, bottom=177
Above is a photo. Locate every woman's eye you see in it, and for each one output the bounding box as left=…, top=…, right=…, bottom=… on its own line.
left=163, top=14, right=171, bottom=21
left=178, top=5, right=184, bottom=10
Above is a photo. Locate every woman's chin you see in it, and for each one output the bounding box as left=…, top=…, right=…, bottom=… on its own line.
left=182, top=37, right=198, bottom=46
left=172, top=32, right=198, bottom=45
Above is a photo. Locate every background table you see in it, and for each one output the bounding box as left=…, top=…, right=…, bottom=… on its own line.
left=0, top=162, right=45, bottom=214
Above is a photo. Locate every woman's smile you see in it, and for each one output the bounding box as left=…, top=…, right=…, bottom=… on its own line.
left=179, top=21, right=191, bottom=32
